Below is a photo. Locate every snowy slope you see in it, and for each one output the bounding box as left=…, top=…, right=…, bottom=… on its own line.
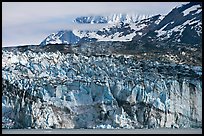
left=40, top=30, right=81, bottom=45
left=152, top=2, right=202, bottom=44
left=40, top=14, right=162, bottom=46
left=40, top=2, right=202, bottom=45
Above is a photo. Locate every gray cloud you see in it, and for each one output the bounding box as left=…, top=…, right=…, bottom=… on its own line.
left=2, top=2, right=188, bottom=47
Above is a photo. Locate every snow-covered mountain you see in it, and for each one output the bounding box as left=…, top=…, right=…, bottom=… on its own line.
left=40, top=2, right=202, bottom=46
left=140, top=2, right=202, bottom=44
left=40, top=15, right=163, bottom=46
left=74, top=13, right=150, bottom=24
left=40, top=30, right=81, bottom=45
left=40, top=30, right=97, bottom=45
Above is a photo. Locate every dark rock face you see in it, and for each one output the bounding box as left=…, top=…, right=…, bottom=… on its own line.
left=151, top=2, right=202, bottom=44
left=156, top=2, right=202, bottom=31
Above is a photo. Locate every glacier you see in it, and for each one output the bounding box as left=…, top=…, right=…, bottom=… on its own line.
left=2, top=45, right=202, bottom=129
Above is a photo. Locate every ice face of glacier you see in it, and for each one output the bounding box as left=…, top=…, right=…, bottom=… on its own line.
left=2, top=46, right=202, bottom=129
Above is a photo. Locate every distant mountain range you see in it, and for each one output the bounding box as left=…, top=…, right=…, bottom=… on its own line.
left=73, top=13, right=150, bottom=24
left=40, top=2, right=202, bottom=46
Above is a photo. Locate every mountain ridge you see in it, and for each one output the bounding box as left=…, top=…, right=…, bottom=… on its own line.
left=40, top=2, right=202, bottom=46
left=73, top=13, right=150, bottom=24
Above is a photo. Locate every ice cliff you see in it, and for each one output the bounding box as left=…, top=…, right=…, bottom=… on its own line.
left=2, top=45, right=202, bottom=129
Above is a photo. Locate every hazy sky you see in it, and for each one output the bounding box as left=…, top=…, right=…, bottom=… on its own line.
left=2, top=2, right=188, bottom=47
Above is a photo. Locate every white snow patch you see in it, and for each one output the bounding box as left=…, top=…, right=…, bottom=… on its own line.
left=182, top=5, right=201, bottom=16
left=72, top=30, right=84, bottom=38
left=138, top=32, right=142, bottom=35
left=154, top=15, right=165, bottom=25
left=155, top=23, right=168, bottom=37
left=193, top=9, right=202, bottom=15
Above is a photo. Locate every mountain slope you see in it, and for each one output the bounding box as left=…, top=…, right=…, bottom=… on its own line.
left=149, top=2, right=202, bottom=44
left=40, top=30, right=81, bottom=45
left=40, top=2, right=202, bottom=46
left=40, top=14, right=163, bottom=45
